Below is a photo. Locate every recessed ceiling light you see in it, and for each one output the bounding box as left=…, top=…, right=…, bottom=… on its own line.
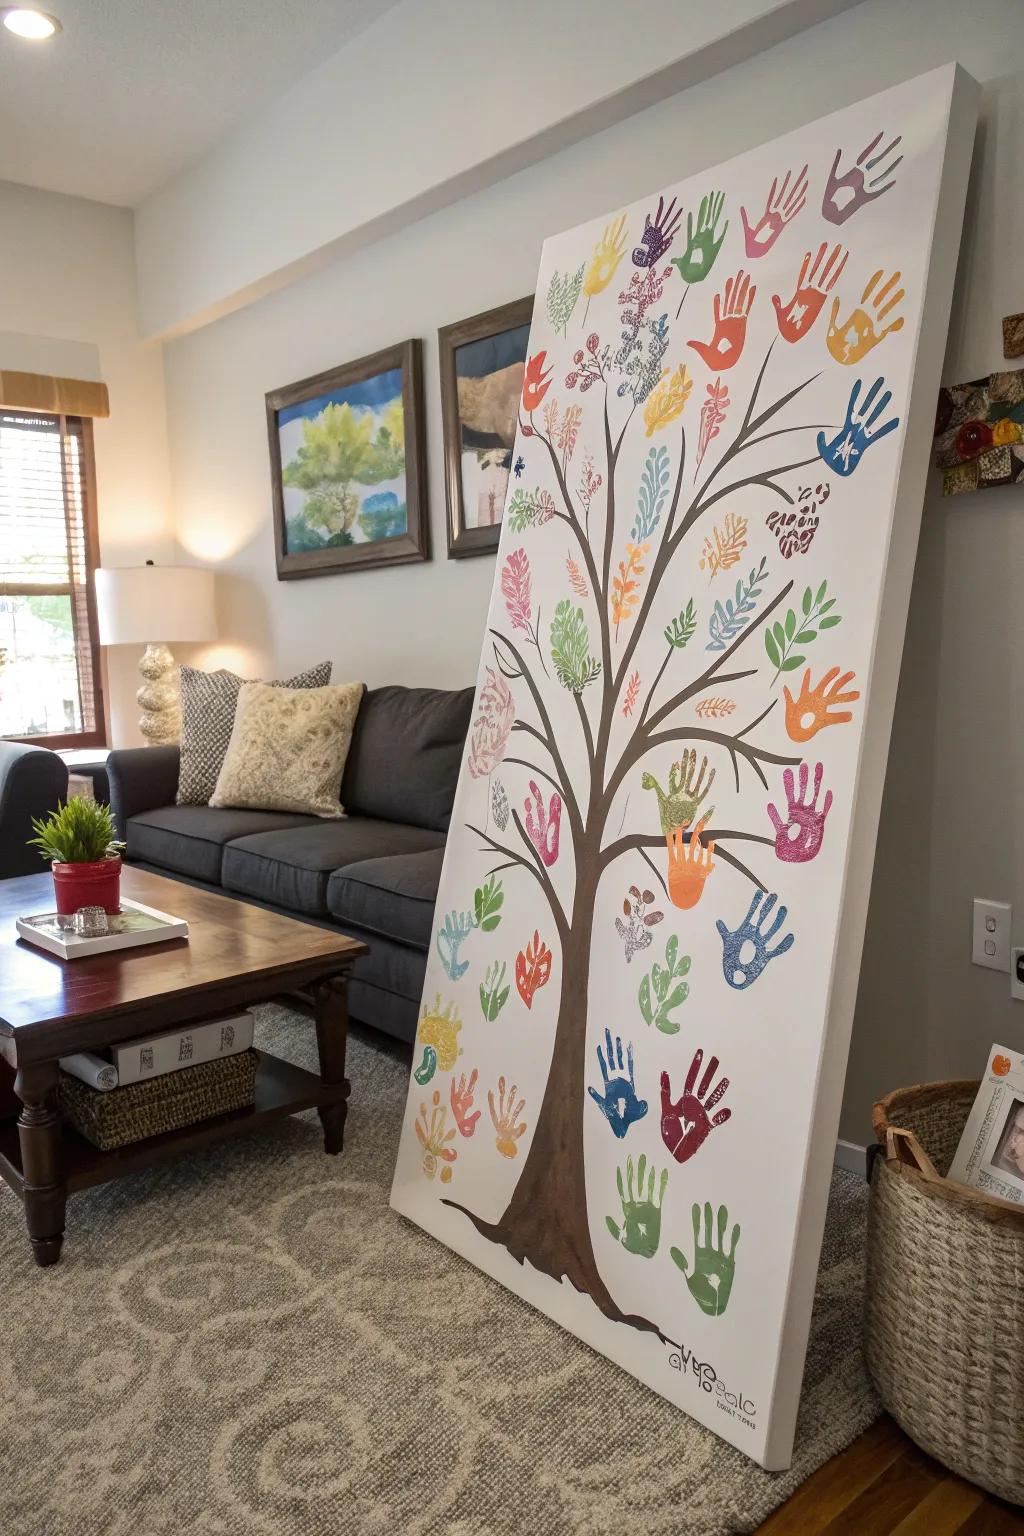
left=2, top=7, right=61, bottom=39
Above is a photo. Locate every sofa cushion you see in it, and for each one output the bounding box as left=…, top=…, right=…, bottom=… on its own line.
left=126, top=805, right=318, bottom=884
left=326, top=846, right=443, bottom=951
left=222, top=818, right=445, bottom=917
left=340, top=684, right=473, bottom=833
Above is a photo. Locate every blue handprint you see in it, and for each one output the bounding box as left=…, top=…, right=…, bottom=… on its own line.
left=588, top=1028, right=648, bottom=1139
left=436, top=909, right=474, bottom=981
left=817, top=376, right=899, bottom=477
left=716, top=891, right=794, bottom=991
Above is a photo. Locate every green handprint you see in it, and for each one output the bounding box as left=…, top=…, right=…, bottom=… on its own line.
left=479, top=960, right=510, bottom=1022
left=605, top=1153, right=668, bottom=1258
left=671, top=1201, right=741, bottom=1318
left=672, top=190, right=728, bottom=314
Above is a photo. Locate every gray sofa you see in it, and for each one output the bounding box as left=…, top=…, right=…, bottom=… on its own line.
left=108, top=684, right=472, bottom=1044
left=0, top=740, right=69, bottom=878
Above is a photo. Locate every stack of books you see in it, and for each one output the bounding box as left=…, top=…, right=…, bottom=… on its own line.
left=60, top=1012, right=255, bottom=1091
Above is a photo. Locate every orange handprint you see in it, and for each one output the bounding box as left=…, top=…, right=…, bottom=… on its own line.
left=414, top=1089, right=458, bottom=1182
left=772, top=242, right=848, bottom=344
left=826, top=269, right=905, bottom=365
left=688, top=271, right=755, bottom=372
left=488, top=1076, right=528, bottom=1159
left=784, top=666, right=860, bottom=743
left=666, top=813, right=716, bottom=911
left=522, top=350, right=553, bottom=413
left=450, top=1068, right=481, bottom=1138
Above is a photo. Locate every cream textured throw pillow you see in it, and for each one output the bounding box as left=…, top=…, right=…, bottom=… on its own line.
left=210, top=681, right=364, bottom=819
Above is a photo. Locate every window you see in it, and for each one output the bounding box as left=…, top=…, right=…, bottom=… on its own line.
left=0, top=410, right=105, bottom=747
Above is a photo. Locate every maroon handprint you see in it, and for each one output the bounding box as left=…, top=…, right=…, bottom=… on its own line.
left=661, top=1051, right=731, bottom=1166
left=768, top=762, right=833, bottom=864
left=524, top=780, right=561, bottom=867
left=822, top=132, right=903, bottom=226
left=740, top=164, right=808, bottom=258
left=688, top=270, right=756, bottom=372
left=772, top=242, right=848, bottom=344
left=632, top=195, right=682, bottom=268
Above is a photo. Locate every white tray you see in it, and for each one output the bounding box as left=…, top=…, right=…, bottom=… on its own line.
left=16, top=899, right=189, bottom=959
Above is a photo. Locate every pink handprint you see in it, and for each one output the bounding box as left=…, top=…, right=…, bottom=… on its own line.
left=740, top=164, right=808, bottom=258
left=772, top=242, right=848, bottom=344
left=822, top=132, right=903, bottom=226
left=660, top=1050, right=731, bottom=1166
left=525, top=780, right=561, bottom=867
left=450, top=1069, right=481, bottom=1138
left=688, top=271, right=756, bottom=372
left=768, top=762, right=833, bottom=863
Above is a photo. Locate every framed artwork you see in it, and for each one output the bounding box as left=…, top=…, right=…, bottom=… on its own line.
left=267, top=340, right=429, bottom=579
left=933, top=367, right=1024, bottom=495
left=390, top=65, right=976, bottom=1471
left=439, top=296, right=534, bottom=558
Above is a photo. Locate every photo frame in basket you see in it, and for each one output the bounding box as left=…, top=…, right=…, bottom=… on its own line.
left=948, top=1043, right=1024, bottom=1205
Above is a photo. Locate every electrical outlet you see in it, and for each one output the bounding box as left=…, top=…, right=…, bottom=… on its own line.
left=972, top=898, right=1011, bottom=972
left=1012, top=948, right=1024, bottom=1001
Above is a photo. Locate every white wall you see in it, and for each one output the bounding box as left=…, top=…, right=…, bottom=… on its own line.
left=0, top=182, right=175, bottom=744
left=160, top=0, right=1024, bottom=1138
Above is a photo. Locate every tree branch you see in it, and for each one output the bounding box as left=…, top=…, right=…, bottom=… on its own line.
left=574, top=690, right=596, bottom=771
left=490, top=629, right=584, bottom=850
left=467, top=821, right=569, bottom=942
left=601, top=826, right=774, bottom=890
left=504, top=756, right=565, bottom=800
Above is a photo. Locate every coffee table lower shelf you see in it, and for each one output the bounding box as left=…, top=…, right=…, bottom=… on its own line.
left=0, top=1052, right=343, bottom=1196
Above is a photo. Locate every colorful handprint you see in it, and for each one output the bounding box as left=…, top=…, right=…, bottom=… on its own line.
left=689, top=271, right=756, bottom=371
left=525, top=780, right=561, bottom=867
left=772, top=242, right=848, bottom=344
left=632, top=195, right=682, bottom=268
left=583, top=215, right=628, bottom=300
left=826, top=269, right=905, bottom=364
left=817, top=376, right=900, bottom=477
left=822, top=131, right=903, bottom=226
left=450, top=1069, right=481, bottom=1138
left=671, top=190, right=728, bottom=311
left=414, top=1089, right=458, bottom=1182
left=783, top=666, right=860, bottom=743
left=642, top=748, right=716, bottom=834
left=666, top=813, right=716, bottom=911
left=488, top=1075, right=527, bottom=1158
left=605, top=1153, right=668, bottom=1259
left=671, top=1202, right=741, bottom=1318
left=716, top=890, right=794, bottom=990
left=768, top=762, right=833, bottom=863
left=740, top=164, right=808, bottom=258
left=522, top=350, right=553, bottom=413
left=661, top=1050, right=731, bottom=1166
left=588, top=1028, right=648, bottom=1139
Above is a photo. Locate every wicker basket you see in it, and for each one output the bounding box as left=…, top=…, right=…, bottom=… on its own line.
left=867, top=1080, right=1024, bottom=1504
left=60, top=1050, right=259, bottom=1151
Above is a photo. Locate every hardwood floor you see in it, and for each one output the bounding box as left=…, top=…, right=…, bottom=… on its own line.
left=758, top=1416, right=1024, bottom=1534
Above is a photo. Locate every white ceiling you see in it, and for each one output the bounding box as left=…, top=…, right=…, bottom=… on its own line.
left=0, top=0, right=401, bottom=206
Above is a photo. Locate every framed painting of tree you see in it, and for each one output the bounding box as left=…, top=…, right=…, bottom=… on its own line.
left=390, top=65, right=977, bottom=1469
left=267, top=339, right=429, bottom=578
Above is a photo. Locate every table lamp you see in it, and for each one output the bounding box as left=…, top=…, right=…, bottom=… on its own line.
left=94, top=561, right=217, bottom=745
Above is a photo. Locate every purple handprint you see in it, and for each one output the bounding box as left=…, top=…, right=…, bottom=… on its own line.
left=817, top=376, right=900, bottom=478
left=632, top=195, right=682, bottom=268
left=822, top=132, right=903, bottom=226
left=525, top=780, right=561, bottom=867
left=768, top=762, right=833, bottom=863
left=716, top=891, right=794, bottom=991
left=588, top=1029, right=648, bottom=1140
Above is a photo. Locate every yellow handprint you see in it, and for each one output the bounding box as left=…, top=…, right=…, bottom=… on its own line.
left=414, top=1089, right=457, bottom=1182
left=583, top=215, right=628, bottom=319
left=488, top=1075, right=528, bottom=1159
left=826, top=268, right=905, bottom=365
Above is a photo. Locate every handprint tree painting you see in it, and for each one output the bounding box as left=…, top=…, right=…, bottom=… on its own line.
left=391, top=67, right=975, bottom=1468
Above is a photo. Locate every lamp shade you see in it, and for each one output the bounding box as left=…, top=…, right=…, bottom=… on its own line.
left=94, top=564, right=217, bottom=646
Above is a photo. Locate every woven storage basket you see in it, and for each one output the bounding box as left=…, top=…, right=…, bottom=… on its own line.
left=60, top=1050, right=259, bottom=1151
left=867, top=1080, right=1024, bottom=1504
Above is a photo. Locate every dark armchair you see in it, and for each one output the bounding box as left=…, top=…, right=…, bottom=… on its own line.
left=0, top=742, right=69, bottom=878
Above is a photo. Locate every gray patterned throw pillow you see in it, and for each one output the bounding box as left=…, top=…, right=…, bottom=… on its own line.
left=176, top=661, right=332, bottom=805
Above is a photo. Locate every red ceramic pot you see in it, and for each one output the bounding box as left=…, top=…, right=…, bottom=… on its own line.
left=52, top=855, right=122, bottom=916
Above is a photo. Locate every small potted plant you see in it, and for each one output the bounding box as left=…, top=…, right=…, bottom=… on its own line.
left=28, top=799, right=126, bottom=915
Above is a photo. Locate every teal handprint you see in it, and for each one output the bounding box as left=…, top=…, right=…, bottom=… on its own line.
left=437, top=909, right=474, bottom=980
left=671, top=1202, right=741, bottom=1318
left=672, top=190, right=728, bottom=314
left=605, top=1153, right=668, bottom=1258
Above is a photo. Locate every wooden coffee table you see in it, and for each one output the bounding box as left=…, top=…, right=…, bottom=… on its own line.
left=0, top=867, right=368, bottom=1266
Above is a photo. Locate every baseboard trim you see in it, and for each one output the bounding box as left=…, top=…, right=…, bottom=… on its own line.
left=833, top=1138, right=868, bottom=1178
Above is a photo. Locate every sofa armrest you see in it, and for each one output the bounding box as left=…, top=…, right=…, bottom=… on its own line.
left=108, top=745, right=180, bottom=837
left=0, top=742, right=69, bottom=879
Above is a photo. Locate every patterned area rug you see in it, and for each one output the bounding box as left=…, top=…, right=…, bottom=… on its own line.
left=0, top=1006, right=880, bottom=1536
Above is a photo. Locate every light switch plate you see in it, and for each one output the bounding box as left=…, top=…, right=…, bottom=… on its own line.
left=973, top=898, right=1012, bottom=972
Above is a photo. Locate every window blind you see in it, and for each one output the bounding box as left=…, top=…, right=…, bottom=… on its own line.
left=0, top=410, right=100, bottom=740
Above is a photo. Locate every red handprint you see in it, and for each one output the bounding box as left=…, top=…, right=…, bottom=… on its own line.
left=524, top=780, right=561, bottom=867
left=772, top=242, right=848, bottom=344
left=522, top=350, right=553, bottom=413
left=688, top=271, right=755, bottom=371
left=740, top=164, right=808, bottom=258
left=768, top=762, right=833, bottom=864
left=660, top=1050, right=731, bottom=1166
left=450, top=1069, right=481, bottom=1138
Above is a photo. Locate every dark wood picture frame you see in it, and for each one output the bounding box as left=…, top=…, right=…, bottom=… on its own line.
left=439, top=296, right=534, bottom=559
left=267, top=339, right=429, bottom=580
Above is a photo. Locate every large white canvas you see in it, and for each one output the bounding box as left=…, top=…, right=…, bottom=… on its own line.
left=391, top=66, right=977, bottom=1468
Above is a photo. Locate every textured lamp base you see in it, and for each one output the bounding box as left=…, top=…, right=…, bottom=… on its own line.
left=137, top=642, right=180, bottom=745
